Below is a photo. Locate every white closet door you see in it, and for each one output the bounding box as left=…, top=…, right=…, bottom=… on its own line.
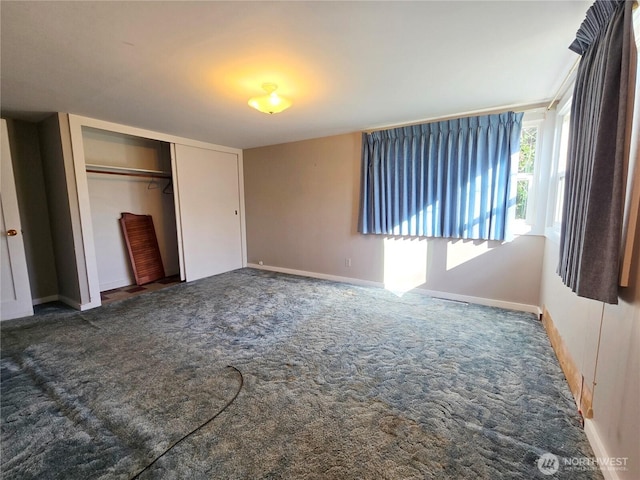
left=1, top=119, right=33, bottom=320
left=173, top=144, right=242, bottom=282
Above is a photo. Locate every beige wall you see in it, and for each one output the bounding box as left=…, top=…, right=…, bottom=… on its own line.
left=38, top=114, right=84, bottom=306
left=244, top=132, right=544, bottom=309
left=244, top=133, right=382, bottom=281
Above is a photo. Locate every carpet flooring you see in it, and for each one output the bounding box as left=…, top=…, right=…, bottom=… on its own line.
left=1, top=268, right=601, bottom=479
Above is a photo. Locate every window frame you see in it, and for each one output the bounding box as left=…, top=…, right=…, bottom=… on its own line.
left=546, top=94, right=573, bottom=243
left=516, top=123, right=540, bottom=223
left=511, top=110, right=545, bottom=236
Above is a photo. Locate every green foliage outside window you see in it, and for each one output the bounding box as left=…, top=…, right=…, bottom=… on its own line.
left=516, top=180, right=528, bottom=219
left=516, top=127, right=537, bottom=220
left=519, top=127, right=537, bottom=174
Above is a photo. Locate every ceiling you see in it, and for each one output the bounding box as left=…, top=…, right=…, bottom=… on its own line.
left=1, top=1, right=589, bottom=150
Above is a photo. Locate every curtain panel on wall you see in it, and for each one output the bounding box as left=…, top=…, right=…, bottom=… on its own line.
left=559, top=0, right=634, bottom=304
left=359, top=112, right=523, bottom=241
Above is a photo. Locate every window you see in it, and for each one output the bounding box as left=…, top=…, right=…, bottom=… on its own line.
left=515, top=125, right=538, bottom=222
left=511, top=116, right=542, bottom=236
left=360, top=112, right=523, bottom=241
left=554, top=112, right=571, bottom=226
left=544, top=96, right=572, bottom=240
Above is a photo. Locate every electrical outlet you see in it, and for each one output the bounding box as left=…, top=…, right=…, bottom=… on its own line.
left=345, top=258, right=352, bottom=267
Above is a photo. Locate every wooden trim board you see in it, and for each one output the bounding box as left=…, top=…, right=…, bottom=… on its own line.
left=541, top=306, right=594, bottom=418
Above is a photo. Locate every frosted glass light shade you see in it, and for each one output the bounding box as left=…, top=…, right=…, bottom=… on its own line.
left=248, top=83, right=292, bottom=114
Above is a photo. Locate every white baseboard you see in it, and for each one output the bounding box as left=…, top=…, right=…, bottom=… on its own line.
left=247, top=263, right=382, bottom=289
left=32, top=294, right=99, bottom=312
left=99, top=279, right=132, bottom=292
left=247, top=263, right=541, bottom=315
left=584, top=420, right=626, bottom=480
left=32, top=294, right=59, bottom=306
left=79, top=300, right=102, bottom=311
left=413, top=288, right=542, bottom=315
left=57, top=295, right=83, bottom=311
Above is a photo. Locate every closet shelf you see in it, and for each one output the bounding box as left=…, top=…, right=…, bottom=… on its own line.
left=85, top=163, right=171, bottom=179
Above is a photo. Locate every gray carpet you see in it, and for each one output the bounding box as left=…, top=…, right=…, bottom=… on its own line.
left=1, top=268, right=601, bottom=479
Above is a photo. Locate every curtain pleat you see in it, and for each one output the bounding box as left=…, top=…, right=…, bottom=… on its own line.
left=359, top=112, right=523, bottom=241
left=558, top=0, right=633, bottom=304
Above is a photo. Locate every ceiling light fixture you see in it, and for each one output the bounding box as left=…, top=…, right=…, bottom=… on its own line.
left=248, top=83, right=292, bottom=114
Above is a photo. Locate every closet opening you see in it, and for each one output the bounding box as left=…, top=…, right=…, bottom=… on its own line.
left=82, top=127, right=182, bottom=304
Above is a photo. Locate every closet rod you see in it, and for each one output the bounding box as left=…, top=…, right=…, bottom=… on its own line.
left=85, top=163, right=171, bottom=179
left=86, top=169, right=170, bottom=179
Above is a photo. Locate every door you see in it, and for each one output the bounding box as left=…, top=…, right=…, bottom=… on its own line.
left=173, top=144, right=242, bottom=282
left=1, top=119, right=33, bottom=320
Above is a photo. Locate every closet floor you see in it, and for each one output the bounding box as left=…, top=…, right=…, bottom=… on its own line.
left=100, top=275, right=181, bottom=305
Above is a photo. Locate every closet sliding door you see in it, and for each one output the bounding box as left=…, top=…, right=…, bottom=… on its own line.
left=173, top=144, right=243, bottom=282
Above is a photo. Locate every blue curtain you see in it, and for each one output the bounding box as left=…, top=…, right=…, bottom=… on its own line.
left=359, top=112, right=523, bottom=240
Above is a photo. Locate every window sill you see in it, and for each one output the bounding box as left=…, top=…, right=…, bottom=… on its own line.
left=511, top=220, right=547, bottom=237
left=545, top=226, right=561, bottom=245
left=511, top=222, right=532, bottom=236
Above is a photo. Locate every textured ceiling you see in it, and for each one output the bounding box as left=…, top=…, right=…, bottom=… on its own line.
left=0, top=1, right=589, bottom=149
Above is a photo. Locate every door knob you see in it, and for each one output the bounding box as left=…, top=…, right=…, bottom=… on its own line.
left=6, top=229, right=17, bottom=237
